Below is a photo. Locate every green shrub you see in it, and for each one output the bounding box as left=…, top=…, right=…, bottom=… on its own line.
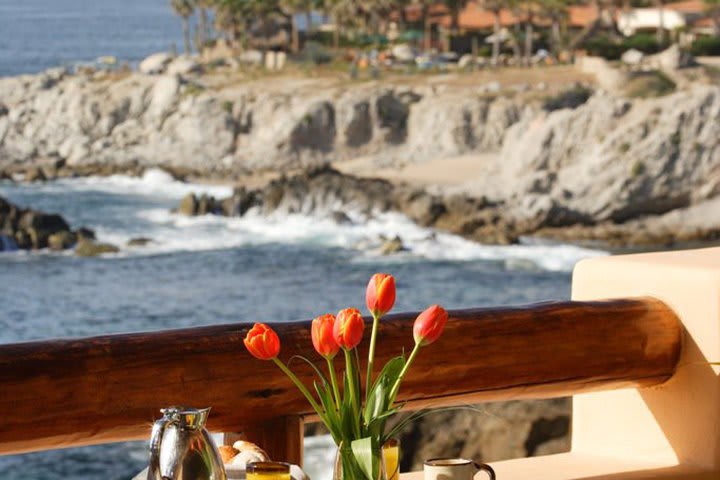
left=582, top=33, right=669, bottom=60
left=619, top=142, right=631, bottom=153
left=625, top=71, right=676, bottom=98
left=624, top=33, right=670, bottom=54
left=583, top=35, right=624, bottom=60
left=542, top=85, right=593, bottom=112
left=690, top=36, right=720, bottom=56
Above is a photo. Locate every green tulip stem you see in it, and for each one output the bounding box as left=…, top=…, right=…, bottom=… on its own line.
left=389, top=341, right=422, bottom=405
left=344, top=348, right=361, bottom=435
left=326, top=356, right=342, bottom=410
left=273, top=357, right=323, bottom=415
left=365, top=312, right=380, bottom=402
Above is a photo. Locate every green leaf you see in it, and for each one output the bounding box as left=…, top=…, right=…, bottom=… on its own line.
left=341, top=372, right=360, bottom=439
left=351, top=437, right=380, bottom=480
left=383, top=405, right=487, bottom=442
left=363, top=356, right=406, bottom=439
left=314, top=380, right=342, bottom=443
left=288, top=354, right=329, bottom=386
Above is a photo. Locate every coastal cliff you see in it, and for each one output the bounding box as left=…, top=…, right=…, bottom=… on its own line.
left=1, top=66, right=719, bottom=246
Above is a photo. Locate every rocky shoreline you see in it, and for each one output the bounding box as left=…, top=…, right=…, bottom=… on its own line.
left=173, top=165, right=720, bottom=249
left=2, top=64, right=719, bottom=248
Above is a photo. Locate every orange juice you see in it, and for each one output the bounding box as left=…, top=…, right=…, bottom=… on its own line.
left=246, top=461, right=291, bottom=480
left=383, top=439, right=399, bottom=480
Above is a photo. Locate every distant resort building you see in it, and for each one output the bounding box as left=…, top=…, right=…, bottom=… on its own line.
left=617, top=0, right=714, bottom=36
left=390, top=0, right=717, bottom=50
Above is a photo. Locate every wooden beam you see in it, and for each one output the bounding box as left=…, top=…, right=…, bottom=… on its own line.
left=0, top=298, right=681, bottom=457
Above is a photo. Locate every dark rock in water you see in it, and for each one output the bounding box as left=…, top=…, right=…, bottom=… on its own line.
left=0, top=195, right=87, bottom=252
left=14, top=230, right=31, bottom=249
left=75, top=239, right=120, bottom=257
left=178, top=193, right=221, bottom=216
left=48, top=231, right=77, bottom=250
left=24, top=166, right=47, bottom=183
left=196, top=194, right=220, bottom=215
left=127, top=237, right=153, bottom=247
left=171, top=166, right=522, bottom=245
left=0, top=235, right=17, bottom=252
left=330, top=211, right=353, bottom=225
left=0, top=170, right=13, bottom=182
left=178, top=193, right=198, bottom=216
left=379, top=235, right=406, bottom=255
left=76, top=227, right=96, bottom=241
left=399, top=190, right=448, bottom=227
left=17, top=210, right=71, bottom=249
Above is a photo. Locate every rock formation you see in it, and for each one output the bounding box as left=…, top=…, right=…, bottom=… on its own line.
left=1, top=66, right=718, bottom=247
left=0, top=195, right=118, bottom=254
left=0, top=196, right=74, bottom=250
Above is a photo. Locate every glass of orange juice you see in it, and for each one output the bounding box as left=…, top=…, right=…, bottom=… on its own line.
left=246, top=461, right=292, bottom=480
left=383, top=438, right=400, bottom=480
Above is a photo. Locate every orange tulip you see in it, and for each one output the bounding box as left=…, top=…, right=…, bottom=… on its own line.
left=333, top=308, right=365, bottom=350
left=244, top=323, right=281, bottom=360
left=413, top=305, right=448, bottom=346
left=366, top=273, right=396, bottom=317
left=312, top=314, right=340, bottom=359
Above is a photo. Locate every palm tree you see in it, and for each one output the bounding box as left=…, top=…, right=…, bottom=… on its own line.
left=195, top=0, right=215, bottom=52
left=280, top=0, right=304, bottom=53
left=654, top=0, right=666, bottom=45
left=483, top=0, right=506, bottom=65
left=437, top=0, right=468, bottom=51
left=171, top=0, right=195, bottom=55
left=537, top=0, right=569, bottom=57
left=324, top=0, right=358, bottom=48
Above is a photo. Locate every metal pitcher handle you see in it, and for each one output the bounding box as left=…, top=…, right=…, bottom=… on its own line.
left=473, top=462, right=496, bottom=480
left=148, top=415, right=171, bottom=479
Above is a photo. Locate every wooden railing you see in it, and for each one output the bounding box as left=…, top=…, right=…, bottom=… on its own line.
left=0, top=297, right=681, bottom=466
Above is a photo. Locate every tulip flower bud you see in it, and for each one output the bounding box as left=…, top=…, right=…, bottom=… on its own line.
left=366, top=273, right=396, bottom=317
left=413, top=305, right=448, bottom=346
left=312, top=314, right=340, bottom=359
left=333, top=308, right=365, bottom=350
left=244, top=323, right=281, bottom=360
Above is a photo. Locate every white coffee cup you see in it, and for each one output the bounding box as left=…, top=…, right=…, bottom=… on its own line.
left=423, top=458, right=495, bottom=480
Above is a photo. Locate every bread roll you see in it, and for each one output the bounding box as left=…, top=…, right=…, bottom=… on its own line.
left=219, top=445, right=239, bottom=464
left=232, top=440, right=270, bottom=460
left=228, top=448, right=270, bottom=468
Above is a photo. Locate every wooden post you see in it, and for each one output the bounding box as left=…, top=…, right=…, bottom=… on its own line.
left=242, top=416, right=304, bottom=466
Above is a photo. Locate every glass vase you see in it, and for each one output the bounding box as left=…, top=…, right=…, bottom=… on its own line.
left=333, top=443, right=387, bottom=480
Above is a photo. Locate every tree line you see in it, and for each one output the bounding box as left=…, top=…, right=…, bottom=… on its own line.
left=170, top=0, right=720, bottom=62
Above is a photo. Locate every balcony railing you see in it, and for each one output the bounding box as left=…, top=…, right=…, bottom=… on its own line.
left=0, top=247, right=718, bottom=479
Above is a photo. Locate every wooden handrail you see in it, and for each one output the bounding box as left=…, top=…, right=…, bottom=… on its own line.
left=0, top=298, right=681, bottom=462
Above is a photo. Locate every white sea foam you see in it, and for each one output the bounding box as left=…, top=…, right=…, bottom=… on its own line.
left=2, top=172, right=606, bottom=270
left=23, top=168, right=233, bottom=199
left=102, top=207, right=605, bottom=271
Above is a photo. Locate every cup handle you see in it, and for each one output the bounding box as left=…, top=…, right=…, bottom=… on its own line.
left=473, top=462, right=496, bottom=480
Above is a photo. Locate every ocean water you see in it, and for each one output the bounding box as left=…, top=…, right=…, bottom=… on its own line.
left=0, top=172, right=604, bottom=479
left=0, top=0, right=186, bottom=77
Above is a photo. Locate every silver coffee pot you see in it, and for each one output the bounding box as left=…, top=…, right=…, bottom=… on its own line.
left=147, top=406, right=227, bottom=480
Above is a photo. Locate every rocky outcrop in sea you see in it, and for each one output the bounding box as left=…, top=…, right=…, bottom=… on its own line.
left=0, top=195, right=120, bottom=256
left=0, top=195, right=78, bottom=251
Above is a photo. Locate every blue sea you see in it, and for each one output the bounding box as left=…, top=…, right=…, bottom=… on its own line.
left=0, top=0, right=187, bottom=77
left=0, top=2, right=603, bottom=478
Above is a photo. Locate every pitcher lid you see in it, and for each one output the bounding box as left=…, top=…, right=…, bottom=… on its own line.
left=161, top=406, right=211, bottom=429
